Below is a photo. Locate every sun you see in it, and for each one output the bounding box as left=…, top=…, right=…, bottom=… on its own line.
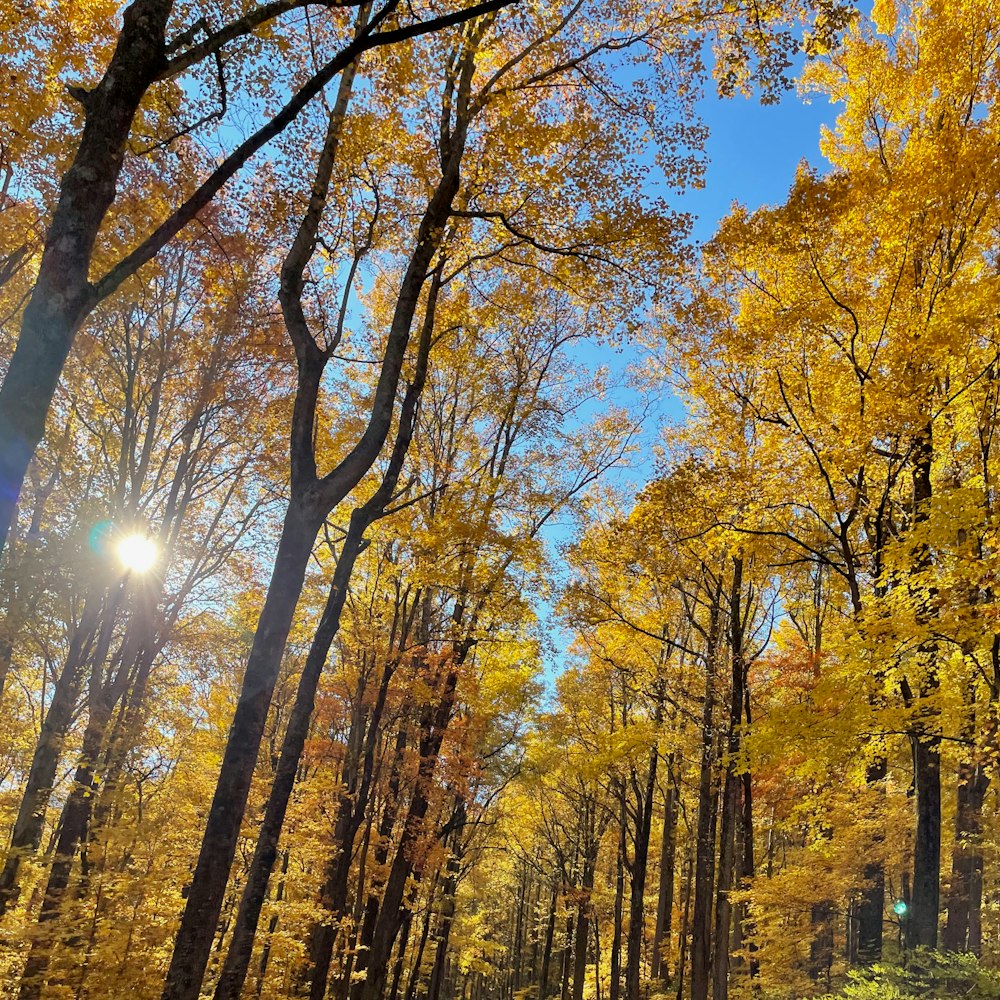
left=116, top=533, right=158, bottom=574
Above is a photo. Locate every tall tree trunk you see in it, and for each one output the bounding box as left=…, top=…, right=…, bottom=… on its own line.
left=740, top=758, right=758, bottom=979
left=593, top=912, right=603, bottom=1000
left=214, top=411, right=430, bottom=1000
left=0, top=0, right=173, bottom=556
left=908, top=422, right=940, bottom=951
left=513, top=863, right=527, bottom=996
left=572, top=859, right=595, bottom=1000
left=84, top=630, right=161, bottom=870
left=428, top=808, right=464, bottom=1000
left=0, top=590, right=107, bottom=914
left=610, top=801, right=625, bottom=1000
left=675, top=846, right=693, bottom=1000
left=845, top=899, right=857, bottom=966
left=561, top=915, right=574, bottom=1000
left=212, top=527, right=363, bottom=1000
left=335, top=724, right=409, bottom=1000
left=18, top=577, right=161, bottom=998
left=626, top=694, right=661, bottom=1000
left=909, top=738, right=941, bottom=949
left=213, top=34, right=406, bottom=992
left=354, top=655, right=465, bottom=1000
left=943, top=753, right=988, bottom=953
left=403, top=878, right=436, bottom=1000
left=0, top=635, right=12, bottom=706
left=651, top=767, right=676, bottom=984
left=808, top=903, right=834, bottom=983
left=713, top=558, right=745, bottom=1000
left=528, top=878, right=542, bottom=985
left=857, top=754, right=886, bottom=964
left=253, top=849, right=289, bottom=997
left=388, top=903, right=415, bottom=1000
left=18, top=691, right=120, bottom=1000
left=540, top=882, right=558, bottom=1000
left=690, top=592, right=721, bottom=1000
left=162, top=501, right=320, bottom=1000
left=713, top=756, right=738, bottom=997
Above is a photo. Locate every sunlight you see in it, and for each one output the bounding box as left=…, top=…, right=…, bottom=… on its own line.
left=116, top=533, right=158, bottom=574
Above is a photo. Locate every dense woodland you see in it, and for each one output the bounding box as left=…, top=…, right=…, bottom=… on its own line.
left=0, top=0, right=999, bottom=998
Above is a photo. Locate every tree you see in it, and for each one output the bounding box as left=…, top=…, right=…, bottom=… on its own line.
left=0, top=0, right=519, bottom=558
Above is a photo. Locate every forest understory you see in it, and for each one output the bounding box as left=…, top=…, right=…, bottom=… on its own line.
left=0, top=0, right=998, bottom=998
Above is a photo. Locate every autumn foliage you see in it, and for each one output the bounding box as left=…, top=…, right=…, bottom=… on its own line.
left=2, top=2, right=999, bottom=1000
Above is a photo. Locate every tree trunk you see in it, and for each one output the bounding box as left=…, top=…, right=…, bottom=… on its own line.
left=712, top=558, right=745, bottom=1000
left=213, top=40, right=392, bottom=990
left=333, top=725, right=409, bottom=1000
left=626, top=716, right=660, bottom=1000
left=561, top=915, right=574, bottom=1000
left=675, top=847, right=693, bottom=1000
left=403, top=880, right=435, bottom=1000
left=712, top=759, right=738, bottom=999
left=808, top=903, right=834, bottom=983
left=0, top=0, right=173, bottom=556
left=0, top=591, right=103, bottom=914
left=164, top=17, right=468, bottom=991
left=943, top=754, right=988, bottom=953
left=593, top=912, right=603, bottom=1000
left=651, top=769, right=676, bottom=984
left=909, top=736, right=941, bottom=949
left=0, top=635, right=12, bottom=705
left=18, top=693, right=119, bottom=1000
left=253, top=849, right=289, bottom=997
left=513, top=864, right=527, bottom=996
left=161, top=501, right=320, bottom=1000
left=528, top=878, right=541, bottom=985
left=845, top=899, right=857, bottom=966
left=540, top=882, right=557, bottom=1000
left=214, top=549, right=361, bottom=999
left=213, top=507, right=379, bottom=1000
left=908, top=423, right=940, bottom=951
left=18, top=587, right=160, bottom=996
left=572, top=873, right=592, bottom=1000
left=857, top=754, right=886, bottom=963
left=690, top=597, right=720, bottom=1000
left=740, top=762, right=758, bottom=979
left=428, top=811, right=464, bottom=1000
left=388, top=902, right=415, bottom=1000
left=354, top=659, right=463, bottom=1000
left=300, top=279, right=440, bottom=1000
left=610, top=805, right=624, bottom=1000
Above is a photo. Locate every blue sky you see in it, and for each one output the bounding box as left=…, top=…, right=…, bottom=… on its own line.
left=683, top=82, right=839, bottom=244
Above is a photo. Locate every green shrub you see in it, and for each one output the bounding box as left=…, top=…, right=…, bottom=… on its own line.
left=819, top=950, right=1000, bottom=1000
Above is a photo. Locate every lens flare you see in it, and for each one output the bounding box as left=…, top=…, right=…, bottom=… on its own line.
left=116, top=534, right=158, bottom=574
left=88, top=520, right=114, bottom=556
